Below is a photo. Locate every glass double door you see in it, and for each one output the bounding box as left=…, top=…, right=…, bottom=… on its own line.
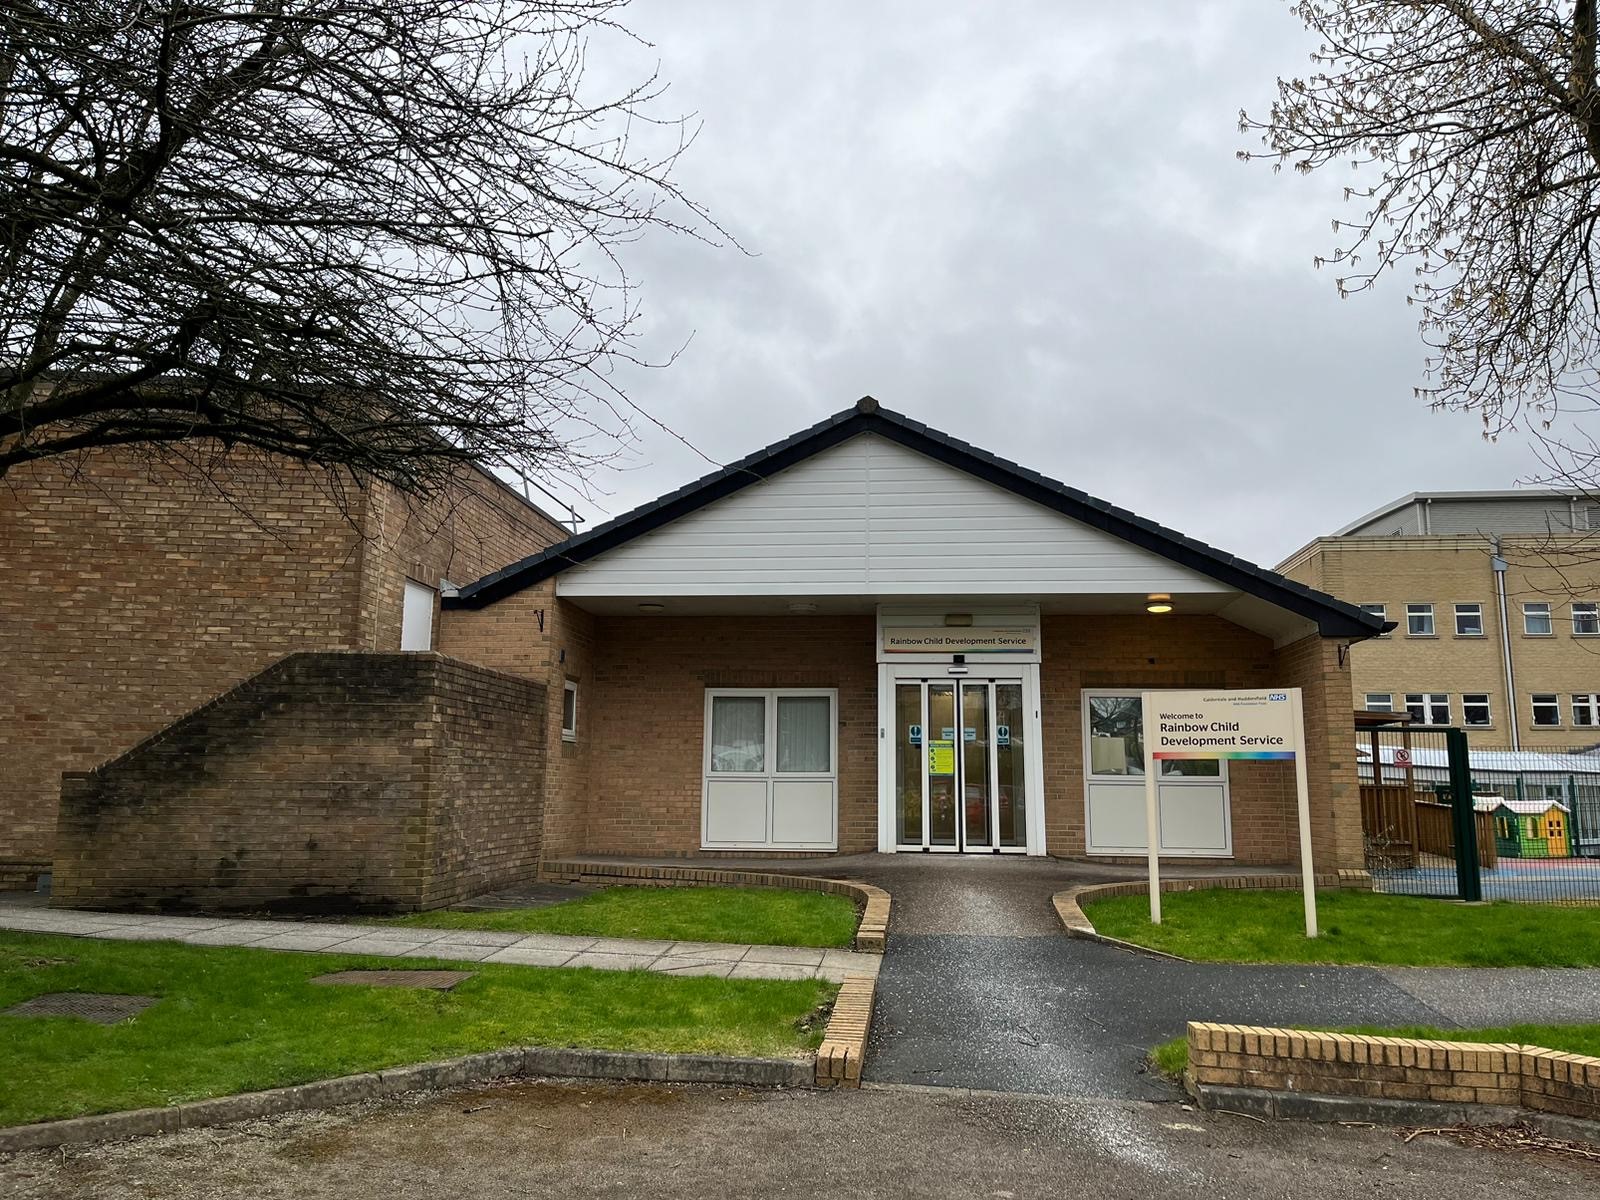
left=894, top=677, right=1027, bottom=851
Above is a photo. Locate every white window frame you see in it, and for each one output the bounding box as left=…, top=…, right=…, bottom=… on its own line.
left=1406, top=604, right=1435, bottom=637
left=1574, top=602, right=1600, bottom=636
left=1531, top=693, right=1562, bottom=727
left=702, top=688, right=838, bottom=850
left=1524, top=602, right=1554, bottom=636
left=1404, top=692, right=1451, bottom=726
left=1080, top=688, right=1232, bottom=858
left=1360, top=604, right=1389, bottom=637
left=1461, top=693, right=1492, bottom=727
left=1572, top=693, right=1600, bottom=727
left=561, top=679, right=578, bottom=742
left=1454, top=603, right=1484, bottom=637
left=1364, top=693, right=1394, bottom=713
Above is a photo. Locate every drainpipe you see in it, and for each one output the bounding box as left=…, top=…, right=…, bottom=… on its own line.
left=1492, top=539, right=1520, bottom=751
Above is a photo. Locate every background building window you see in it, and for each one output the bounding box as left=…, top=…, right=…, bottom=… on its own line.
left=561, top=679, right=578, bottom=741
left=400, top=580, right=436, bottom=651
left=1461, top=694, right=1492, bottom=726
left=1405, top=693, right=1450, bottom=725
left=1573, top=694, right=1600, bottom=727
left=1360, top=603, right=1389, bottom=636
left=1454, top=603, right=1483, bottom=636
left=1524, top=602, right=1553, bottom=635
left=1531, top=694, right=1562, bottom=726
left=1406, top=604, right=1435, bottom=636
left=1364, top=693, right=1394, bottom=712
left=1575, top=603, right=1600, bottom=636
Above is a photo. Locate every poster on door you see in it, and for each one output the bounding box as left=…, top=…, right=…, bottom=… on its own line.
left=928, top=741, right=955, bottom=776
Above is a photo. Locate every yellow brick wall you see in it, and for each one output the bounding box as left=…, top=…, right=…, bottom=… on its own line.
left=1281, top=536, right=1600, bottom=748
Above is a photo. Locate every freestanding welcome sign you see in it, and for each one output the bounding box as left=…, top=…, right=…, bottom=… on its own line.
left=1140, top=689, right=1318, bottom=938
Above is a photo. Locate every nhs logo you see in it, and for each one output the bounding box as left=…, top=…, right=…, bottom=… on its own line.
left=1268, top=692, right=1288, bottom=702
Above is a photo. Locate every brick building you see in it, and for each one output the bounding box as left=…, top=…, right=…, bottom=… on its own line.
left=440, top=399, right=1383, bottom=871
left=1, top=446, right=568, bottom=887
left=1277, top=490, right=1600, bottom=751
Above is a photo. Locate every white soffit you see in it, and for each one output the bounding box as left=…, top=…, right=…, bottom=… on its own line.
left=557, top=434, right=1233, bottom=599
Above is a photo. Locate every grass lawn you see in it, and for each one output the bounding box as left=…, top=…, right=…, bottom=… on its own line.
left=0, top=931, right=834, bottom=1128
left=377, top=886, right=859, bottom=948
left=1152, top=1024, right=1600, bottom=1079
left=1083, top=888, right=1600, bottom=967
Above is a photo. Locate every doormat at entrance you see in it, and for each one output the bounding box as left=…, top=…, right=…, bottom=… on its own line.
left=4, top=992, right=158, bottom=1025
left=310, top=969, right=475, bottom=991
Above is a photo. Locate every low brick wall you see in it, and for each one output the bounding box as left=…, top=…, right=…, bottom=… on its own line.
left=1187, top=1023, right=1600, bottom=1122
left=52, top=653, right=546, bottom=913
left=541, top=860, right=890, bottom=952
left=816, top=973, right=876, bottom=1088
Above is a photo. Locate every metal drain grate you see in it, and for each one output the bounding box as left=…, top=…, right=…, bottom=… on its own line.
left=4, top=992, right=158, bottom=1024
left=310, top=970, right=475, bottom=990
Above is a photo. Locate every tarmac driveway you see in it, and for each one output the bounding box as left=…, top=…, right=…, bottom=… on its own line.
left=771, top=855, right=1600, bottom=1097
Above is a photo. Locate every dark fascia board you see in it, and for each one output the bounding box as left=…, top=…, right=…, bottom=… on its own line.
left=444, top=398, right=1386, bottom=640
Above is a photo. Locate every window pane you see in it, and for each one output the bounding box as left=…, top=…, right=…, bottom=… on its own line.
left=1407, top=605, right=1434, bottom=635
left=996, top=683, right=1027, bottom=848
left=1088, top=696, right=1143, bottom=776
left=1526, top=604, right=1552, bottom=635
left=1532, top=694, right=1560, bottom=726
left=777, top=695, right=831, bottom=772
left=1576, top=604, right=1599, bottom=635
left=1161, top=758, right=1220, bottom=778
left=710, top=695, right=766, bottom=772
left=1365, top=694, right=1393, bottom=712
left=1455, top=605, right=1482, bottom=636
left=562, top=684, right=577, bottom=733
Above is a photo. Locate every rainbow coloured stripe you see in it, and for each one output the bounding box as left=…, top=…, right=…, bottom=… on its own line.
left=1153, top=750, right=1297, bottom=761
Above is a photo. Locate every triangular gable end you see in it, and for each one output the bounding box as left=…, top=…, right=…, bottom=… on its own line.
left=557, top=433, right=1230, bottom=598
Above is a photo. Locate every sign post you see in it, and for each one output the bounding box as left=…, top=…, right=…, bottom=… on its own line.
left=1141, top=688, right=1317, bottom=938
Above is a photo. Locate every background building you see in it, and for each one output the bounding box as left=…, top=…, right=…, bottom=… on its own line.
left=1278, top=489, right=1600, bottom=751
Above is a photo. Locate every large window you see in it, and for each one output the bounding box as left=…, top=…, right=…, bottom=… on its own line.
left=1406, top=604, right=1435, bottom=636
left=1461, top=694, right=1492, bottom=727
left=1575, top=603, right=1600, bottom=636
left=1454, top=603, right=1483, bottom=637
left=1360, top=603, right=1389, bottom=636
left=1086, top=694, right=1219, bottom=779
left=1404, top=693, right=1450, bottom=726
left=1573, top=694, right=1600, bottom=727
left=703, top=689, right=837, bottom=851
left=1531, top=694, right=1562, bottom=727
left=1525, top=602, right=1553, bottom=636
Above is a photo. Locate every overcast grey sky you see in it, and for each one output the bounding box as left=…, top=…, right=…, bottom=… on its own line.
left=548, top=0, right=1550, bottom=567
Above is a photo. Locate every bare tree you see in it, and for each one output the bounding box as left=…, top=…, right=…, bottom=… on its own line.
left=1243, top=2, right=1600, bottom=471
left=1, top=1, right=714, bottom=493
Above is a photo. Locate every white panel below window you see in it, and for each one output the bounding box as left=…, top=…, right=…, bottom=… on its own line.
left=1085, top=780, right=1232, bottom=857
left=771, top=780, right=837, bottom=845
left=703, top=779, right=769, bottom=846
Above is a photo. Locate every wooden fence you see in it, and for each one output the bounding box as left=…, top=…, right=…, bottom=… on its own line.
left=1360, top=786, right=1498, bottom=871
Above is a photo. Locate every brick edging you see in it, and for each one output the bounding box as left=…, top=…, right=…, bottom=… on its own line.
left=1186, top=1022, right=1600, bottom=1128
left=1052, top=870, right=1374, bottom=960
left=0, top=1045, right=814, bottom=1154
left=815, top=972, right=876, bottom=1089
left=541, top=861, right=890, bottom=953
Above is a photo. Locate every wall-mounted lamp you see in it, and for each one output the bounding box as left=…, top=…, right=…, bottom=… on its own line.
left=1145, top=594, right=1174, bottom=615
left=638, top=602, right=666, bottom=614
left=788, top=601, right=818, bottom=615
left=944, top=613, right=974, bottom=627
left=948, top=652, right=968, bottom=676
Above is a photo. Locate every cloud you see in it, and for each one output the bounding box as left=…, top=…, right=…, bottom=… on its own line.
left=558, top=0, right=1549, bottom=567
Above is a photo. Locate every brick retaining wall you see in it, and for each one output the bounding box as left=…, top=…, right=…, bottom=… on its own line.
left=1187, top=1022, right=1600, bottom=1122
left=52, top=653, right=546, bottom=913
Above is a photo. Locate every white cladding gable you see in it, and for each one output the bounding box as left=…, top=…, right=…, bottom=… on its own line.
left=557, top=434, right=1231, bottom=597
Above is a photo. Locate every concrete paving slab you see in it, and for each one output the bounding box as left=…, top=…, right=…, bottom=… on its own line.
left=176, top=928, right=272, bottom=946
left=84, top=927, right=191, bottom=942
left=502, top=934, right=597, bottom=953
left=655, top=942, right=750, bottom=962
left=583, top=937, right=675, bottom=956
left=248, top=932, right=362, bottom=952
left=331, top=940, right=439, bottom=959
left=740, top=945, right=825, bottom=966
left=653, top=961, right=737, bottom=978
left=342, top=926, right=454, bottom=943
left=480, top=946, right=578, bottom=968
left=417, top=942, right=499, bottom=963
left=1380, top=965, right=1600, bottom=1026
left=400, top=929, right=524, bottom=947
left=565, top=951, right=657, bottom=971
left=820, top=950, right=880, bottom=976
left=728, top=961, right=817, bottom=981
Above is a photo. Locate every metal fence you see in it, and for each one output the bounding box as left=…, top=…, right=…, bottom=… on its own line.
left=1357, top=724, right=1600, bottom=905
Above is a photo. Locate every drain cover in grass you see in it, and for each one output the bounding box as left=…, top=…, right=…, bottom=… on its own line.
left=311, top=970, right=474, bottom=991
left=4, top=993, right=157, bottom=1024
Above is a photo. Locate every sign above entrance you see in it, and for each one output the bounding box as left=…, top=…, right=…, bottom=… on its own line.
left=882, top=627, right=1037, bottom=655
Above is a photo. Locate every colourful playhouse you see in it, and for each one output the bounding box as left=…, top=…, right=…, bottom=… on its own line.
left=1476, top=796, right=1572, bottom=859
